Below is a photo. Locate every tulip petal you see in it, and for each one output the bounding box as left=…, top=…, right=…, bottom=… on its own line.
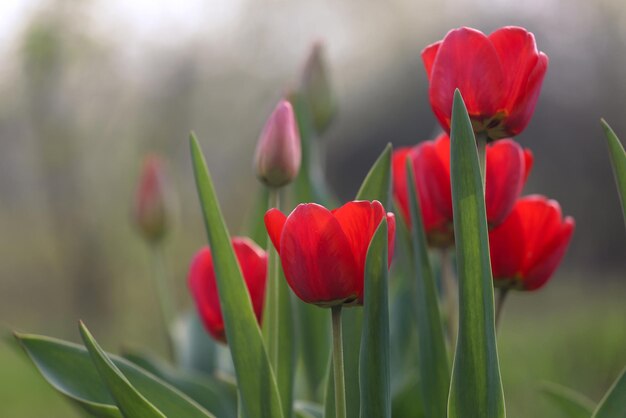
left=524, top=218, right=574, bottom=290
left=523, top=148, right=534, bottom=182
left=413, top=136, right=453, bottom=221
left=392, top=147, right=413, bottom=224
left=386, top=212, right=396, bottom=266
left=429, top=27, right=505, bottom=130
left=485, top=139, right=525, bottom=226
left=188, top=248, right=225, bottom=341
left=489, top=207, right=525, bottom=282
left=264, top=208, right=287, bottom=252
left=421, top=41, right=441, bottom=80
left=280, top=203, right=361, bottom=305
left=232, top=237, right=268, bottom=323
left=504, top=53, right=548, bottom=135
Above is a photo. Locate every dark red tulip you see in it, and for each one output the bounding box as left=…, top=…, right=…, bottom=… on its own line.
left=188, top=237, right=267, bottom=342
left=264, top=200, right=396, bottom=307
left=392, top=134, right=532, bottom=247
left=489, top=195, right=574, bottom=291
left=133, top=154, right=172, bottom=243
left=422, top=26, right=548, bottom=140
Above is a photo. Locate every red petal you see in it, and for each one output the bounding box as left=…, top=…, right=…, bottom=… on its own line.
left=523, top=148, right=534, bottom=182
left=429, top=27, right=505, bottom=130
left=392, top=147, right=412, bottom=225
left=280, top=203, right=360, bottom=305
left=421, top=41, right=441, bottom=80
left=413, top=135, right=452, bottom=221
left=504, top=53, right=548, bottom=135
left=264, top=208, right=287, bottom=252
left=485, top=139, right=525, bottom=226
left=489, top=206, right=525, bottom=282
left=386, top=212, right=396, bottom=267
left=188, top=247, right=225, bottom=342
left=232, top=237, right=268, bottom=324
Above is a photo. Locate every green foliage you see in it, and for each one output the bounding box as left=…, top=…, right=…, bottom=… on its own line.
left=406, top=160, right=450, bottom=417
left=447, top=90, right=505, bottom=418
left=359, top=218, right=391, bottom=418
left=601, top=119, right=626, bottom=227
left=593, top=368, right=626, bottom=418
left=540, top=381, right=595, bottom=418
left=189, top=133, right=284, bottom=418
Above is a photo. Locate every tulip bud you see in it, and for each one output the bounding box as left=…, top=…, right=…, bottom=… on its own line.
left=133, top=154, right=171, bottom=243
left=300, top=42, right=336, bottom=135
left=254, top=100, right=301, bottom=188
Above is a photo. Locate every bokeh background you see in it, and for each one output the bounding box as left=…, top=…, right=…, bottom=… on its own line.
left=1, top=0, right=625, bottom=417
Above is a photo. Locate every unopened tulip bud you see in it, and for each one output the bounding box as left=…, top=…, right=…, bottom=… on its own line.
left=254, top=100, right=301, bottom=188
left=301, top=42, right=336, bottom=135
left=133, top=154, right=171, bottom=243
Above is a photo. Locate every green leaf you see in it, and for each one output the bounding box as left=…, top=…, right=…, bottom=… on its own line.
left=174, top=309, right=218, bottom=376
left=78, top=322, right=166, bottom=418
left=448, top=90, right=505, bottom=418
left=540, top=381, right=595, bottom=418
left=15, top=332, right=214, bottom=418
left=391, top=374, right=426, bottom=418
left=601, top=119, right=626, bottom=227
left=123, top=350, right=237, bottom=418
left=359, top=218, right=391, bottom=418
left=262, top=190, right=296, bottom=417
left=406, top=160, right=450, bottom=417
left=189, top=133, right=284, bottom=418
left=356, top=143, right=393, bottom=208
left=245, top=187, right=270, bottom=247
left=298, top=299, right=331, bottom=401
left=593, top=367, right=626, bottom=418
left=323, top=358, right=335, bottom=418
left=294, top=401, right=324, bottom=418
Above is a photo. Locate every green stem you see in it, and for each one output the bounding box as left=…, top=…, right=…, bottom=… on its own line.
left=331, top=305, right=347, bottom=418
left=264, top=188, right=281, bottom=364
left=494, top=287, right=509, bottom=330
left=440, top=248, right=458, bottom=351
left=151, top=244, right=175, bottom=361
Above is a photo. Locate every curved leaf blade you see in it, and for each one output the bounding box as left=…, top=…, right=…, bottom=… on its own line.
left=406, top=160, right=450, bottom=417
left=540, top=381, right=595, bottom=418
left=359, top=218, right=391, bottom=417
left=593, top=367, right=626, bottom=418
left=601, top=119, right=626, bottom=227
left=448, top=90, right=505, bottom=418
left=189, top=133, right=284, bottom=418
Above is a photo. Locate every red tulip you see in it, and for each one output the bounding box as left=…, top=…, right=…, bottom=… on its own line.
left=489, top=195, right=574, bottom=291
left=188, top=237, right=267, bottom=342
left=133, top=154, right=172, bottom=243
left=392, top=134, right=532, bottom=247
left=264, top=200, right=396, bottom=307
left=422, top=26, right=548, bottom=140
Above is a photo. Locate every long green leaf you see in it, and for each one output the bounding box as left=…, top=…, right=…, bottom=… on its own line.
left=540, top=381, right=595, bottom=418
left=593, top=367, right=626, bottom=418
left=356, top=143, right=393, bottom=207
left=601, top=119, right=626, bottom=226
left=448, top=90, right=505, bottom=418
left=406, top=160, right=450, bottom=417
left=359, top=218, right=391, bottom=417
left=189, top=133, right=284, bottom=418
left=174, top=309, right=218, bottom=376
left=15, top=332, right=214, bottom=418
left=79, top=322, right=166, bottom=418
left=123, top=350, right=237, bottom=418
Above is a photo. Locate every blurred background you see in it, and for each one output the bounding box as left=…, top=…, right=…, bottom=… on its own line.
left=0, top=0, right=625, bottom=417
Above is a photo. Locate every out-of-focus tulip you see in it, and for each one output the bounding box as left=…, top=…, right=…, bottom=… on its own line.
left=188, top=237, right=267, bottom=343
left=489, top=195, right=574, bottom=291
left=300, top=41, right=336, bottom=135
left=264, top=200, right=395, bottom=307
left=422, top=26, right=548, bottom=140
left=133, top=154, right=172, bottom=243
left=392, top=134, right=532, bottom=247
left=254, top=100, right=302, bottom=188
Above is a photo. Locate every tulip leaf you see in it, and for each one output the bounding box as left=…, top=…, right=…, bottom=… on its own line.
left=356, top=143, right=393, bottom=208
left=323, top=358, right=335, bottom=418
left=15, top=332, right=214, bottom=418
left=295, top=401, right=324, bottom=418
left=359, top=218, right=391, bottom=417
left=540, top=381, right=595, bottom=418
left=601, top=119, right=626, bottom=227
left=448, top=90, right=505, bottom=418
left=245, top=187, right=270, bottom=247
left=190, top=133, right=284, bottom=418
left=406, top=160, right=450, bottom=417
left=123, top=349, right=238, bottom=418
left=593, top=367, right=626, bottom=418
left=78, top=322, right=166, bottom=418
left=174, top=309, right=218, bottom=376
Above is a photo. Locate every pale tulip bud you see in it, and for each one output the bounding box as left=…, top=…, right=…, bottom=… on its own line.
left=301, top=42, right=336, bottom=135
left=254, top=100, right=301, bottom=188
left=133, top=154, right=171, bottom=243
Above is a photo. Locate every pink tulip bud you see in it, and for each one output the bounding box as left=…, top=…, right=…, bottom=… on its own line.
left=254, top=100, right=301, bottom=188
left=301, top=41, right=336, bottom=135
left=133, top=154, right=171, bottom=243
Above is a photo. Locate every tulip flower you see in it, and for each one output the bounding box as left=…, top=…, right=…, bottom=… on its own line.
left=188, top=237, right=268, bottom=342
left=133, top=154, right=172, bottom=243
left=264, top=200, right=395, bottom=307
left=489, top=195, right=574, bottom=291
left=254, top=100, right=302, bottom=188
left=393, top=134, right=532, bottom=247
left=422, top=26, right=548, bottom=140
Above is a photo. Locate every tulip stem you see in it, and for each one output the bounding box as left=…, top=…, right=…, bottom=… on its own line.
left=440, top=248, right=458, bottom=351
left=331, top=305, right=347, bottom=418
left=151, top=243, right=176, bottom=362
left=495, top=287, right=509, bottom=329
left=263, top=188, right=281, bottom=364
